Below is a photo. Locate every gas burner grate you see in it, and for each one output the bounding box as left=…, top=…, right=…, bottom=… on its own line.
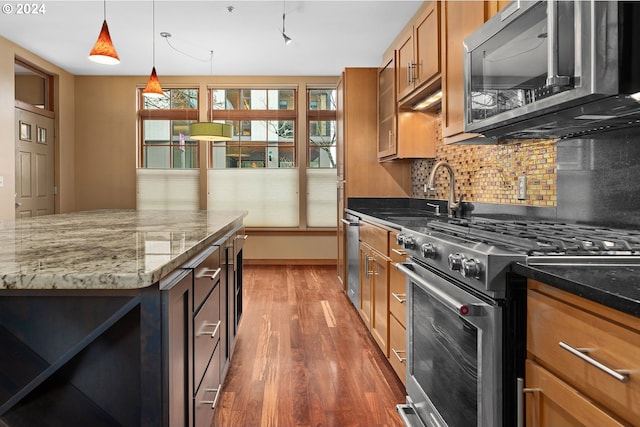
left=426, top=219, right=640, bottom=256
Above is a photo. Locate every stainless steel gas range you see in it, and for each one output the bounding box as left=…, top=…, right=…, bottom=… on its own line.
left=395, top=216, right=640, bottom=427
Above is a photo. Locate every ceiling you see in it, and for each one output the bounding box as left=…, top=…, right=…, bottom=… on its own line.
left=1, top=0, right=423, bottom=76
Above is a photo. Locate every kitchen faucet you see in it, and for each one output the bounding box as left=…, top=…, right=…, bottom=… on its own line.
left=426, top=160, right=459, bottom=217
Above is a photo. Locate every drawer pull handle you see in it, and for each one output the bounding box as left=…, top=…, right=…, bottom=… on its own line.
left=201, top=386, right=221, bottom=409
left=235, top=234, right=248, bottom=241
left=391, top=293, right=406, bottom=304
left=392, top=248, right=407, bottom=256
left=199, top=267, right=221, bottom=281
left=559, top=341, right=630, bottom=383
left=198, top=320, right=221, bottom=338
left=392, top=348, right=406, bottom=363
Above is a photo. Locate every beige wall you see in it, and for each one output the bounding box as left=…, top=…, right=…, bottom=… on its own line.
left=0, top=36, right=76, bottom=220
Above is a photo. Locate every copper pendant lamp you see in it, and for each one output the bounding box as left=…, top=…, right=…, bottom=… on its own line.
left=89, top=0, right=120, bottom=64
left=143, top=0, right=163, bottom=98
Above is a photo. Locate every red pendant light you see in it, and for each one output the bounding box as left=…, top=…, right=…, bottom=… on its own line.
left=89, top=1, right=119, bottom=65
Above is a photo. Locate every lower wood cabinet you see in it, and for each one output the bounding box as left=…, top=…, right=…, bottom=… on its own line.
left=359, top=221, right=391, bottom=357
left=525, top=280, right=640, bottom=426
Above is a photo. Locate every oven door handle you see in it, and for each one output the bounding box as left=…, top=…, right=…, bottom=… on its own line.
left=397, top=262, right=485, bottom=317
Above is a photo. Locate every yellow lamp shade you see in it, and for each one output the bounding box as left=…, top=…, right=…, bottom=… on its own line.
left=143, top=67, right=164, bottom=98
left=190, top=122, right=233, bottom=141
left=89, top=20, right=120, bottom=65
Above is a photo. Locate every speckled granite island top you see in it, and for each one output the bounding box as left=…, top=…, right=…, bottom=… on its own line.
left=0, top=209, right=246, bottom=290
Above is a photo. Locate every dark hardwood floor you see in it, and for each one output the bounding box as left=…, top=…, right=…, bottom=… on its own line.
left=214, top=265, right=406, bottom=427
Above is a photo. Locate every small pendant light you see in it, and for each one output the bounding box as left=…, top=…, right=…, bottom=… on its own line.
left=89, top=0, right=120, bottom=64
left=143, top=0, right=163, bottom=98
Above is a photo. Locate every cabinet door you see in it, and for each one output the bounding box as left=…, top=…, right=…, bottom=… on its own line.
left=164, top=270, right=194, bottom=427
left=378, top=54, right=397, bottom=158
left=441, top=1, right=487, bottom=140
left=371, top=251, right=389, bottom=356
left=414, top=1, right=440, bottom=88
left=525, top=361, right=627, bottom=427
left=396, top=30, right=414, bottom=101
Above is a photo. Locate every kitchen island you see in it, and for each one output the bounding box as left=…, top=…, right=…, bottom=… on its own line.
left=0, top=209, right=246, bottom=427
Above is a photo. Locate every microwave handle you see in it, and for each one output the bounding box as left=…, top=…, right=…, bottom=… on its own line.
left=546, top=0, right=571, bottom=87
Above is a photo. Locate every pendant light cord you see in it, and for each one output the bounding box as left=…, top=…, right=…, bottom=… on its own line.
left=152, top=0, right=156, bottom=66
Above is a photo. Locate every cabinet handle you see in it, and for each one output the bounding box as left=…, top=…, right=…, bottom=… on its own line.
left=392, top=348, right=406, bottom=363
left=198, top=267, right=221, bottom=281
left=388, top=129, right=393, bottom=149
left=367, top=256, right=377, bottom=276
left=407, top=61, right=412, bottom=86
left=198, top=320, right=221, bottom=338
left=391, top=248, right=407, bottom=256
left=391, top=292, right=406, bottom=304
left=201, top=386, right=222, bottom=409
left=517, top=377, right=541, bottom=427
left=558, top=341, right=630, bottom=383
left=235, top=234, right=248, bottom=241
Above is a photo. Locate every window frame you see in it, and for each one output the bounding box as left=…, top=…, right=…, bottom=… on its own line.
left=206, top=88, right=298, bottom=169
left=137, top=88, right=200, bottom=169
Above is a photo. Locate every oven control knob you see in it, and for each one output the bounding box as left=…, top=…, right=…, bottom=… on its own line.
left=396, top=234, right=405, bottom=246
left=403, top=236, right=416, bottom=250
left=447, top=253, right=464, bottom=271
left=421, top=243, right=437, bottom=259
left=461, top=258, right=482, bottom=279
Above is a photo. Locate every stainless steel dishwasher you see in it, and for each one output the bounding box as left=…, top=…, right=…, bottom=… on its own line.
left=341, top=213, right=361, bottom=309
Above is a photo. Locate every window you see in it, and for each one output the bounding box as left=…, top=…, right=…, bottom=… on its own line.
left=306, top=88, right=337, bottom=227
left=208, top=89, right=297, bottom=169
left=307, top=89, right=336, bottom=168
left=138, top=88, right=199, bottom=168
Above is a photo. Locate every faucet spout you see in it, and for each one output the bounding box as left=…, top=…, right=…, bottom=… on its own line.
left=426, top=161, right=459, bottom=217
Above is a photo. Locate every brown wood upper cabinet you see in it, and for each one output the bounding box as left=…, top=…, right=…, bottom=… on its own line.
left=378, top=51, right=437, bottom=161
left=397, top=1, right=440, bottom=102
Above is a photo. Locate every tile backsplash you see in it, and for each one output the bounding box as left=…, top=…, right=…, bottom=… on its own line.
left=411, top=113, right=557, bottom=207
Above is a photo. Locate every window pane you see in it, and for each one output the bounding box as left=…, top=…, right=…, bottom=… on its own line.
left=143, top=91, right=169, bottom=109
left=308, top=89, right=336, bottom=110
left=142, top=119, right=198, bottom=169
left=210, top=120, right=296, bottom=169
left=309, top=120, right=336, bottom=168
left=171, top=89, right=198, bottom=109
left=211, top=89, right=295, bottom=111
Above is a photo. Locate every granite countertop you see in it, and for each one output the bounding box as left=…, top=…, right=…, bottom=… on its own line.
left=512, top=263, right=640, bottom=318
left=0, top=209, right=246, bottom=290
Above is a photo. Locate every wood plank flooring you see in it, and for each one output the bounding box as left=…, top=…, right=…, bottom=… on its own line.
left=214, top=265, right=406, bottom=427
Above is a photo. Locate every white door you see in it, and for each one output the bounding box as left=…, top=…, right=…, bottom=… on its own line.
left=15, top=108, right=55, bottom=217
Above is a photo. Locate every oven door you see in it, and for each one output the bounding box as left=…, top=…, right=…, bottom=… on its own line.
left=397, top=261, right=502, bottom=427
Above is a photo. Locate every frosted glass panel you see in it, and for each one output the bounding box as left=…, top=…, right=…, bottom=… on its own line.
left=306, top=169, right=337, bottom=227
left=137, top=169, right=200, bottom=210
left=208, top=169, right=298, bottom=227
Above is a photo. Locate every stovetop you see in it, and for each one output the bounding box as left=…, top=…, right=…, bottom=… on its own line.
left=398, top=216, right=640, bottom=298
left=424, top=218, right=640, bottom=257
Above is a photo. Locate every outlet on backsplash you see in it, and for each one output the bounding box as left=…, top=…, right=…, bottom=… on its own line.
left=517, top=176, right=527, bottom=200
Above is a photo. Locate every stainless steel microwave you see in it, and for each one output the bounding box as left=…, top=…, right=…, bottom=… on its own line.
left=463, top=0, right=640, bottom=141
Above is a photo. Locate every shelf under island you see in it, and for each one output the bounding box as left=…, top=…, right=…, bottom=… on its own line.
left=0, top=209, right=247, bottom=427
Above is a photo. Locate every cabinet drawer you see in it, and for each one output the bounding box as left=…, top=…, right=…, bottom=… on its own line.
left=193, top=246, right=221, bottom=313
left=525, top=360, right=626, bottom=427
left=389, top=314, right=407, bottom=385
left=194, top=284, right=220, bottom=388
left=528, top=289, right=640, bottom=424
left=360, top=221, right=388, bottom=255
left=194, top=347, right=221, bottom=427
